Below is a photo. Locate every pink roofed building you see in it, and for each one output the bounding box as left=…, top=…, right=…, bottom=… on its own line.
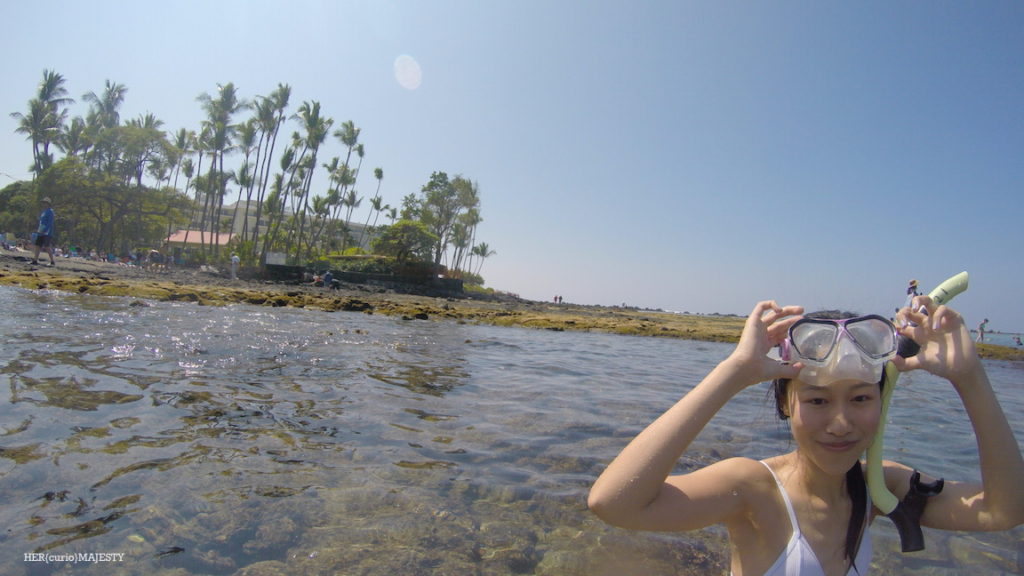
left=165, top=230, right=234, bottom=247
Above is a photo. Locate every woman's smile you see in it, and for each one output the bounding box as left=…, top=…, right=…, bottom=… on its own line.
left=819, top=439, right=860, bottom=452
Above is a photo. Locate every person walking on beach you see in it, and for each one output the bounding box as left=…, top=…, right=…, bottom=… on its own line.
left=589, top=299, right=1024, bottom=575
left=32, top=197, right=56, bottom=266
left=976, top=318, right=989, bottom=342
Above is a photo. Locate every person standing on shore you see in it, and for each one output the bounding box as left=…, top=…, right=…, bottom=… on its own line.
left=230, top=252, right=240, bottom=280
left=32, top=197, right=56, bottom=267
left=976, top=318, right=989, bottom=342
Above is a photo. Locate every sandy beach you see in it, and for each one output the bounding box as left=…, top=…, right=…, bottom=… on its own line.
left=2, top=249, right=1020, bottom=361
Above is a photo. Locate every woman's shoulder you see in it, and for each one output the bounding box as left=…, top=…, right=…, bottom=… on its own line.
left=693, top=456, right=781, bottom=494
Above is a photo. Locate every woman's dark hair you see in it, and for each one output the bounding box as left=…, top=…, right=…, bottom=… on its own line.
left=770, top=309, right=878, bottom=569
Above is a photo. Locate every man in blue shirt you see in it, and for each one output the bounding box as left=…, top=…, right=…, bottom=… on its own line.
left=32, top=197, right=56, bottom=266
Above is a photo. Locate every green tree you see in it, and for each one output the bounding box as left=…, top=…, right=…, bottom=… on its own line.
left=36, top=156, right=187, bottom=255
left=419, top=171, right=478, bottom=267
left=196, top=82, right=245, bottom=256
left=0, top=180, right=37, bottom=237
left=83, top=79, right=127, bottom=129
left=372, top=220, right=437, bottom=263
left=11, top=70, right=74, bottom=176
left=358, top=167, right=385, bottom=249
left=331, top=120, right=361, bottom=250
left=82, top=80, right=128, bottom=174
left=57, top=116, right=91, bottom=159
left=10, top=99, right=54, bottom=176
left=123, top=113, right=169, bottom=188
left=250, top=84, right=291, bottom=258
left=231, top=119, right=258, bottom=241
left=168, top=128, right=193, bottom=191
left=472, top=242, right=496, bottom=276
left=287, top=100, right=332, bottom=261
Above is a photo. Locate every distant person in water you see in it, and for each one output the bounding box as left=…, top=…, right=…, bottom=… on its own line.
left=976, top=318, right=989, bottom=342
left=32, top=197, right=56, bottom=266
left=589, top=298, right=1024, bottom=576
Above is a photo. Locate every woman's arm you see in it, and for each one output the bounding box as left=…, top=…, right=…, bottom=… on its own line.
left=588, top=301, right=802, bottom=531
left=893, top=299, right=1024, bottom=531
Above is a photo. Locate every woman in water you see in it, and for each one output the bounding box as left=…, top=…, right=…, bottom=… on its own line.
left=588, top=297, right=1024, bottom=575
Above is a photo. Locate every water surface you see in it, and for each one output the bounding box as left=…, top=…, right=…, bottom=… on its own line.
left=0, top=287, right=1021, bottom=575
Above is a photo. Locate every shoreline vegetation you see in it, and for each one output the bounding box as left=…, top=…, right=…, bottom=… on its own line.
left=3, top=250, right=1022, bottom=362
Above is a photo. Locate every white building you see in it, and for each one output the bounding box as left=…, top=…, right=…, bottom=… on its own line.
left=221, top=201, right=378, bottom=251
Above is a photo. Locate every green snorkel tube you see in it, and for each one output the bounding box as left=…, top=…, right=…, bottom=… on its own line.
left=866, top=271, right=969, bottom=552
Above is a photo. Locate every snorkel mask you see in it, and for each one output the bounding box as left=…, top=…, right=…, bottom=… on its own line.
left=779, top=314, right=898, bottom=386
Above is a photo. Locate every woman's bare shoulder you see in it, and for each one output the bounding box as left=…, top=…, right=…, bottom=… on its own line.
left=672, top=456, right=779, bottom=495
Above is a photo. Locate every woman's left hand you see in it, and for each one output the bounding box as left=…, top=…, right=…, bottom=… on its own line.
left=892, top=297, right=981, bottom=385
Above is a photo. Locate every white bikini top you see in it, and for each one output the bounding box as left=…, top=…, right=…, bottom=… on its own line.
left=736, top=460, right=872, bottom=576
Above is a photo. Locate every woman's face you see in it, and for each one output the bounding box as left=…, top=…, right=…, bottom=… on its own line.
left=786, top=378, right=882, bottom=475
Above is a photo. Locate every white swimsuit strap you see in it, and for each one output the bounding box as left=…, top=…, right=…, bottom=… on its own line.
left=759, top=460, right=801, bottom=537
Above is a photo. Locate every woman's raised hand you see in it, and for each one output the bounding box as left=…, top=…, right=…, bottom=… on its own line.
left=894, top=296, right=982, bottom=385
left=727, top=300, right=804, bottom=386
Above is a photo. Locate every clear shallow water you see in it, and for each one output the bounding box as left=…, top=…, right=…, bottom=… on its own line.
left=0, top=286, right=1021, bottom=575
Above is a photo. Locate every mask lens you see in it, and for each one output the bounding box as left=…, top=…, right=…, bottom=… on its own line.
left=846, top=316, right=896, bottom=358
left=790, top=321, right=839, bottom=362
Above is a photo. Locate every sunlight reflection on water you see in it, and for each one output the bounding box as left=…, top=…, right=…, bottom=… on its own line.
left=0, top=286, right=1020, bottom=575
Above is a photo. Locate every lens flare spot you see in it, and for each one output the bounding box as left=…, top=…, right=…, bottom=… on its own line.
left=394, top=54, right=422, bottom=90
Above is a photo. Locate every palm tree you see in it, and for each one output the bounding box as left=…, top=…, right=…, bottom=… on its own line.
left=327, top=120, right=362, bottom=249
left=56, top=116, right=90, bottom=158
left=82, top=80, right=127, bottom=173
left=359, top=169, right=384, bottom=250
left=10, top=99, right=53, bottom=175
left=37, top=69, right=74, bottom=173
left=288, top=100, right=332, bottom=260
left=183, top=126, right=211, bottom=248
left=11, top=70, right=74, bottom=176
left=340, top=188, right=362, bottom=252
left=83, top=79, right=127, bottom=129
left=333, top=120, right=361, bottom=173
left=454, top=179, right=481, bottom=274
left=357, top=167, right=386, bottom=249
left=250, top=83, right=290, bottom=257
left=229, top=161, right=253, bottom=241
left=454, top=208, right=481, bottom=275
left=124, top=112, right=167, bottom=188
left=197, top=82, right=245, bottom=256
left=233, top=119, right=258, bottom=241
left=169, top=128, right=193, bottom=191
left=38, top=69, right=75, bottom=110
left=472, top=242, right=496, bottom=277
left=260, top=149, right=295, bottom=263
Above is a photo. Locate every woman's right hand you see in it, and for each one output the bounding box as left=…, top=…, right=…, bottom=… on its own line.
left=726, top=300, right=804, bottom=386
left=894, top=297, right=982, bottom=386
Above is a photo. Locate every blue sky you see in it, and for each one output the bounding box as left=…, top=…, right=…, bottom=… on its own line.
left=3, top=1, right=1022, bottom=330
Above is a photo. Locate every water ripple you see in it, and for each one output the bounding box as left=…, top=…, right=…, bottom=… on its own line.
left=0, top=287, right=1018, bottom=575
